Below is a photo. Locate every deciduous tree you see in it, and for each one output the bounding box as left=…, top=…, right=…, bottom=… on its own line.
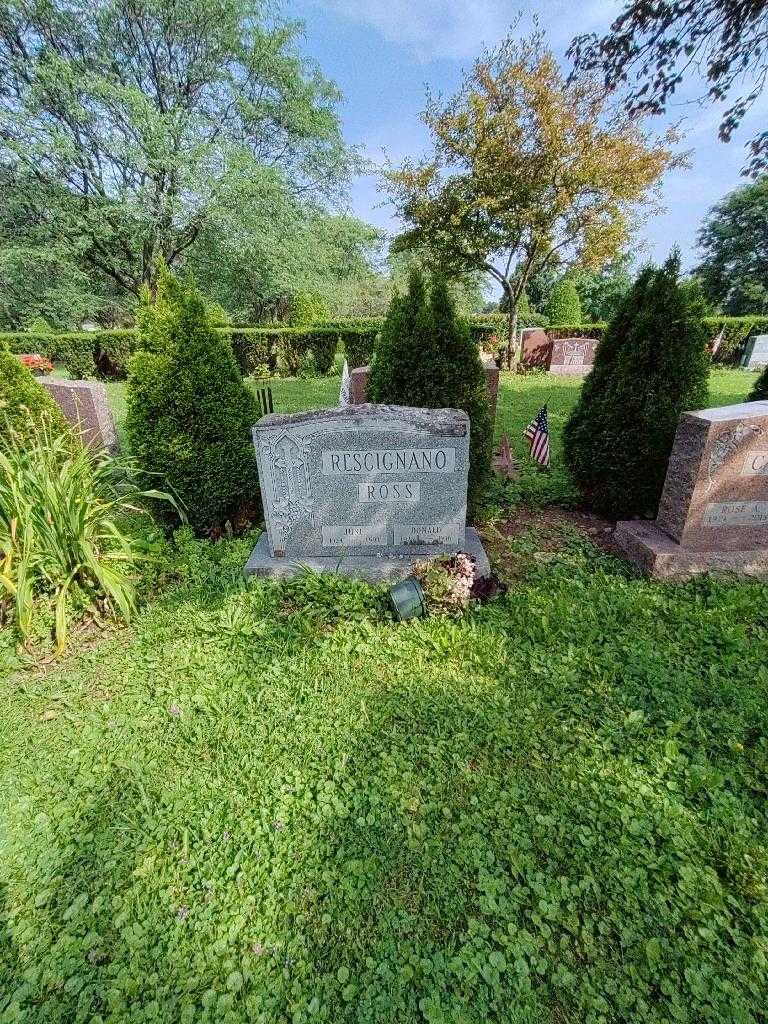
left=570, top=0, right=768, bottom=176
left=386, top=32, right=676, bottom=366
left=0, top=0, right=353, bottom=299
left=695, top=177, right=768, bottom=315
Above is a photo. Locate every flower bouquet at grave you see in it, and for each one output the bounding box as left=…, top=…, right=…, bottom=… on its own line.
left=412, top=553, right=506, bottom=616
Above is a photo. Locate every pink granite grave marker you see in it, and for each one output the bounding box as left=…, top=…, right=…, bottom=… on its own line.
left=520, top=328, right=552, bottom=368
left=41, top=378, right=118, bottom=451
left=615, top=401, right=768, bottom=579
left=549, top=336, right=597, bottom=375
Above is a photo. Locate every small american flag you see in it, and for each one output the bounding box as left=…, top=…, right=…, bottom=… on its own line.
left=523, top=405, right=550, bottom=468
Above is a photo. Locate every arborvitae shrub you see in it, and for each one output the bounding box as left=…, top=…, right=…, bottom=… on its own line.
left=369, top=269, right=492, bottom=504
left=126, top=270, right=259, bottom=532
left=748, top=365, right=768, bottom=402
left=564, top=253, right=710, bottom=518
left=545, top=277, right=582, bottom=325
left=0, top=349, right=69, bottom=451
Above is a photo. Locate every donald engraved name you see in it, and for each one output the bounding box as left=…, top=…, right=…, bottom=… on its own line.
left=321, top=447, right=456, bottom=475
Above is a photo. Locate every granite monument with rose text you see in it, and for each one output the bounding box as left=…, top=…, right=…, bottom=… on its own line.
left=245, top=404, right=489, bottom=581
left=615, top=401, right=768, bottom=578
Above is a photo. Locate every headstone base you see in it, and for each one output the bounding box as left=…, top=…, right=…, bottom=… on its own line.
left=614, top=520, right=768, bottom=580
left=244, top=527, right=491, bottom=583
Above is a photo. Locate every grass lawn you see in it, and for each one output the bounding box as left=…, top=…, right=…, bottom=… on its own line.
left=1, top=367, right=766, bottom=1022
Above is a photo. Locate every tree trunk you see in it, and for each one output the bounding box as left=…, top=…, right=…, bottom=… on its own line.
left=503, top=283, right=519, bottom=371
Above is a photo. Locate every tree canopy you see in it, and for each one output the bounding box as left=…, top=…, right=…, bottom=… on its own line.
left=0, top=0, right=357, bottom=318
left=569, top=0, right=768, bottom=176
left=386, top=31, right=676, bottom=364
left=573, top=257, right=634, bottom=323
left=695, top=177, right=768, bottom=315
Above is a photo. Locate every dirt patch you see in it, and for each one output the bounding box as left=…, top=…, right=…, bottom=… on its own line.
left=479, top=505, right=627, bottom=581
left=495, top=505, right=619, bottom=554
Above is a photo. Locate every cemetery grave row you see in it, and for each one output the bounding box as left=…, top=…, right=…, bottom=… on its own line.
left=20, top=354, right=768, bottom=586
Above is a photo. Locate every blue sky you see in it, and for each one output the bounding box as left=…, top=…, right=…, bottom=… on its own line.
left=290, top=0, right=767, bottom=291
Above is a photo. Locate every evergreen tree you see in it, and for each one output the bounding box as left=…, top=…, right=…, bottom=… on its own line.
left=564, top=254, right=709, bottom=518
left=748, top=365, right=768, bottom=402
left=126, top=271, right=259, bottom=532
left=369, top=269, right=492, bottom=503
left=545, top=276, right=583, bottom=325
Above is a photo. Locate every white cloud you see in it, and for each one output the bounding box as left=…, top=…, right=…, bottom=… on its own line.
left=317, top=0, right=620, bottom=63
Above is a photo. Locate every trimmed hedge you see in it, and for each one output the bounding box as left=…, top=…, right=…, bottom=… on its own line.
left=467, top=311, right=548, bottom=343
left=0, top=329, right=137, bottom=379
left=547, top=323, right=608, bottom=340
left=0, top=349, right=69, bottom=451
left=704, top=316, right=768, bottom=363
left=3, top=314, right=758, bottom=381
left=226, top=326, right=356, bottom=377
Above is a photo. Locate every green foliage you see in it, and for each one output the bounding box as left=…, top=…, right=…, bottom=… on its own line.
left=290, top=291, right=330, bottom=330
left=302, top=330, right=338, bottom=375
left=126, top=274, right=259, bottom=533
left=0, top=350, right=68, bottom=450
left=696, top=176, right=768, bottom=314
left=229, top=328, right=285, bottom=377
left=1, top=519, right=767, bottom=1021
left=0, top=329, right=138, bottom=378
left=545, top=276, right=583, bottom=325
left=369, top=270, right=493, bottom=502
left=564, top=254, right=710, bottom=517
left=468, top=311, right=548, bottom=344
left=748, top=365, right=768, bottom=402
left=334, top=323, right=381, bottom=368
left=547, top=323, right=607, bottom=340
left=523, top=264, right=559, bottom=313
left=25, top=316, right=54, bottom=334
left=573, top=257, right=634, bottom=321
left=188, top=181, right=385, bottom=324
left=54, top=334, right=98, bottom=378
left=0, top=416, right=173, bottom=653
left=704, top=315, right=768, bottom=363
left=0, top=0, right=351, bottom=305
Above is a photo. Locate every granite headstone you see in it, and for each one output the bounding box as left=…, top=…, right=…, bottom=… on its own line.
left=520, top=327, right=552, bottom=368
left=41, top=378, right=118, bottom=451
left=741, top=334, right=768, bottom=370
left=549, top=336, right=597, bottom=375
left=615, top=401, right=768, bottom=579
left=480, top=354, right=500, bottom=423
left=244, top=404, right=490, bottom=581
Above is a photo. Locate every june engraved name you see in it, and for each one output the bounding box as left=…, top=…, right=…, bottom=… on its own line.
left=702, top=501, right=768, bottom=527
left=321, top=447, right=456, bottom=475
left=321, top=524, right=388, bottom=547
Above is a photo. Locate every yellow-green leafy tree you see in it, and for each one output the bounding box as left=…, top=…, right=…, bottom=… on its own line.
left=386, top=31, right=678, bottom=366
